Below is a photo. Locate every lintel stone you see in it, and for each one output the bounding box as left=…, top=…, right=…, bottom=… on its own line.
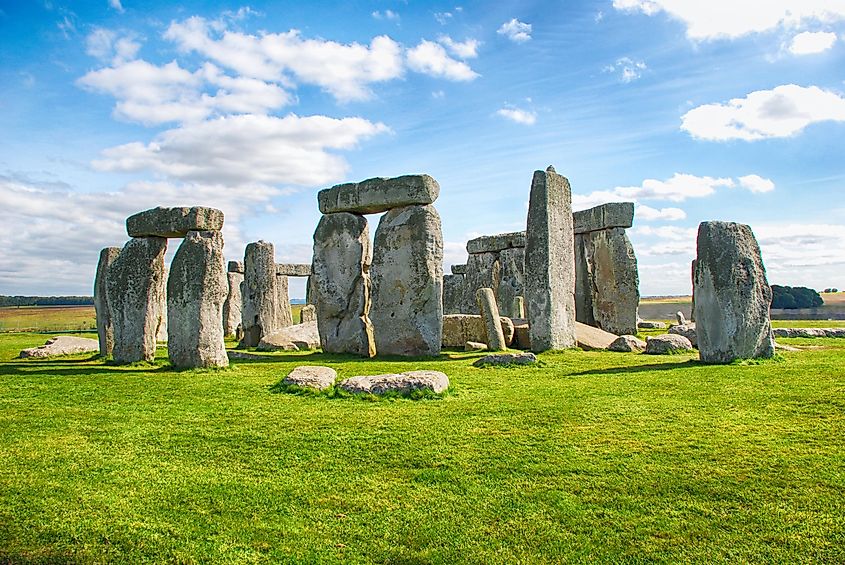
left=573, top=202, right=634, bottom=235
left=228, top=260, right=244, bottom=273
left=126, top=206, right=224, bottom=238
left=466, top=231, right=526, bottom=254
left=318, top=174, right=439, bottom=215
left=275, top=263, right=312, bottom=277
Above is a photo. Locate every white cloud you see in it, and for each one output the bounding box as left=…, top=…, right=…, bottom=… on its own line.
left=681, top=84, right=845, bottom=141
left=612, top=0, right=845, bottom=41
left=109, top=0, right=124, bottom=13
left=788, top=31, right=838, bottom=54
left=495, top=106, right=536, bottom=125
left=757, top=223, right=845, bottom=277
left=636, top=204, right=686, bottom=221
left=497, top=18, right=532, bottom=43
left=434, top=12, right=453, bottom=25
left=85, top=28, right=141, bottom=64
left=437, top=35, right=480, bottom=58
left=737, top=174, right=775, bottom=193
left=372, top=10, right=399, bottom=21
left=406, top=40, right=479, bottom=81
left=603, top=57, right=647, bottom=82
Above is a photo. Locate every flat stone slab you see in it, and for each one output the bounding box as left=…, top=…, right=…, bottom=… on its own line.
left=282, top=366, right=337, bottom=390
left=451, top=264, right=467, bottom=275
left=609, top=335, right=647, bottom=352
left=19, top=336, right=99, bottom=358
left=465, top=341, right=487, bottom=351
left=573, top=202, right=634, bottom=235
left=257, top=321, right=320, bottom=351
left=228, top=261, right=244, bottom=273
left=645, top=334, right=694, bottom=354
left=275, top=264, right=312, bottom=277
left=575, top=321, right=618, bottom=350
left=126, top=206, right=224, bottom=238
left=473, top=352, right=538, bottom=367
left=773, top=328, right=845, bottom=338
left=638, top=320, right=667, bottom=329
left=318, top=174, right=439, bottom=215
left=466, top=231, right=526, bottom=254
left=338, top=370, right=449, bottom=395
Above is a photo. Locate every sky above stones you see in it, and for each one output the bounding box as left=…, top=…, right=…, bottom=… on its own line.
left=1, top=0, right=844, bottom=297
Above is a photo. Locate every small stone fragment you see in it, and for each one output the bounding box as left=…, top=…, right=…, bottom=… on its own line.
left=465, top=341, right=488, bottom=351
left=644, top=334, right=694, bottom=354
left=472, top=352, right=538, bottom=367
left=300, top=304, right=317, bottom=323
left=668, top=323, right=697, bottom=347
left=638, top=320, right=667, bottom=329
left=282, top=365, right=337, bottom=391
left=608, top=335, right=647, bottom=352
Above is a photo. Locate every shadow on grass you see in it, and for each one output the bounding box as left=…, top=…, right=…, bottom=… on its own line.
left=570, top=358, right=702, bottom=376
left=226, top=349, right=483, bottom=365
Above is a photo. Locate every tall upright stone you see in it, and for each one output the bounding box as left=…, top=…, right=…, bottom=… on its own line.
left=497, top=246, right=525, bottom=318
left=524, top=166, right=576, bottom=351
left=241, top=241, right=279, bottom=348
left=443, top=274, right=465, bottom=315
left=94, top=247, right=121, bottom=357
left=573, top=233, right=596, bottom=327
left=370, top=204, right=443, bottom=356
left=694, top=221, right=774, bottom=363
left=167, top=231, right=228, bottom=368
left=106, top=236, right=168, bottom=363
left=312, top=213, right=375, bottom=356
left=276, top=274, right=293, bottom=328
left=583, top=228, right=639, bottom=335
left=463, top=252, right=500, bottom=313
left=223, top=271, right=244, bottom=337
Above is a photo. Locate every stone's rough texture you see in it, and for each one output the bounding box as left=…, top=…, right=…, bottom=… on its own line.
left=370, top=204, right=443, bottom=356
left=276, top=275, right=293, bottom=328
left=465, top=341, right=488, bottom=351
left=466, top=231, right=526, bottom=254
left=94, top=247, right=121, bottom=356
left=638, top=320, right=667, bottom=329
left=676, top=311, right=687, bottom=325
left=257, top=321, right=320, bottom=351
left=694, top=221, right=775, bottom=363
left=223, top=272, right=244, bottom=337
left=645, top=334, right=694, bottom=354
left=511, top=318, right=531, bottom=350
left=690, top=260, right=697, bottom=322
left=573, top=234, right=596, bottom=327
left=669, top=323, right=698, bottom=347
left=773, top=327, right=845, bottom=338
left=451, top=264, right=467, bottom=275
left=107, top=236, right=168, bottom=363
left=241, top=241, right=280, bottom=347
left=476, top=288, right=507, bottom=351
left=312, top=213, right=375, bottom=357
left=582, top=228, right=639, bottom=335
left=573, top=202, right=634, bottom=235
left=300, top=304, right=317, bottom=323
left=282, top=366, right=337, bottom=391
left=443, top=274, right=465, bottom=315
left=463, top=252, right=500, bottom=314
left=441, top=314, right=514, bottom=347
left=512, top=296, right=525, bottom=319
left=318, top=174, right=440, bottom=215
left=609, top=335, right=647, bottom=352
left=525, top=167, right=576, bottom=351
left=20, top=336, right=100, bottom=358
left=338, top=370, right=449, bottom=395
left=574, top=321, right=618, bottom=350
left=227, top=261, right=244, bottom=273
left=126, top=206, right=224, bottom=238
left=167, top=230, right=229, bottom=368
left=473, top=352, right=538, bottom=367
left=275, top=263, right=312, bottom=277
left=497, top=247, right=525, bottom=318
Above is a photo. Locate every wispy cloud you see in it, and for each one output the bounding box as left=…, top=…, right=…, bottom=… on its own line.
left=497, top=18, right=532, bottom=43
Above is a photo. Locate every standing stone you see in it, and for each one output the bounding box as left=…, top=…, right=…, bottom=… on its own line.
left=574, top=233, right=596, bottom=327
left=370, top=204, right=443, bottom=356
left=241, top=241, right=279, bottom=348
left=167, top=230, right=228, bottom=368
left=525, top=166, right=576, bottom=351
left=690, top=259, right=697, bottom=322
left=300, top=304, right=317, bottom=323
left=94, top=247, right=121, bottom=357
left=476, top=288, right=507, bottom=351
left=512, top=296, right=525, bottom=319
left=583, top=228, right=639, bottom=335
left=223, top=272, right=244, bottom=337
left=464, top=252, right=500, bottom=314
left=106, top=237, right=168, bottom=363
left=694, top=221, right=774, bottom=363
left=497, top=247, right=525, bottom=318
left=276, top=274, right=293, bottom=328
left=443, top=274, right=465, bottom=315
left=312, top=213, right=375, bottom=356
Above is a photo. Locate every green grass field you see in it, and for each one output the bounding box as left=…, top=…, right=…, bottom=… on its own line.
left=0, top=330, right=843, bottom=563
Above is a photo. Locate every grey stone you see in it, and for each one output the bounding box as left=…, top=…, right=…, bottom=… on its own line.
left=451, top=264, right=467, bottom=275
left=228, top=260, right=244, bottom=274
left=443, top=274, right=465, bottom=315
left=463, top=252, right=500, bottom=314
left=465, top=341, right=487, bottom=351
left=276, top=274, right=293, bottom=328
left=241, top=241, right=280, bottom=348
left=676, top=311, right=687, bottom=325
left=223, top=272, right=243, bottom=337
left=106, top=236, right=167, bottom=363
left=282, top=366, right=337, bottom=391
left=370, top=204, right=443, bottom=356
left=466, top=231, right=526, bottom=254
left=126, top=206, right=224, bottom=238
left=312, top=213, right=375, bottom=357
left=575, top=321, right=618, bottom=350
left=644, top=334, right=694, bottom=354
left=511, top=318, right=530, bottom=350
left=573, top=202, right=634, bottom=235
left=772, top=328, right=844, bottom=338
left=318, top=174, right=440, bottom=215
left=275, top=263, right=312, bottom=277
left=476, top=288, right=507, bottom=351
left=608, top=335, right=647, bottom=352
left=573, top=233, right=596, bottom=327
left=638, top=320, right=667, bottom=329
left=694, top=221, right=774, bottom=363
left=258, top=321, right=320, bottom=351
left=94, top=247, right=121, bottom=356
left=690, top=259, right=697, bottom=322
left=338, top=370, right=449, bottom=395
left=472, top=352, right=538, bottom=367
left=582, top=228, right=639, bottom=335
left=19, top=335, right=100, bottom=359
left=525, top=166, right=576, bottom=351
left=442, top=314, right=514, bottom=347
left=512, top=296, right=525, bottom=319
left=167, top=230, right=228, bottom=368
left=669, top=323, right=697, bottom=347
left=300, top=304, right=317, bottom=323
left=497, top=247, right=525, bottom=318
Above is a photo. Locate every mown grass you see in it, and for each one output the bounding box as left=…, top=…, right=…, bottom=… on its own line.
left=0, top=306, right=96, bottom=333
left=1, top=331, right=843, bottom=563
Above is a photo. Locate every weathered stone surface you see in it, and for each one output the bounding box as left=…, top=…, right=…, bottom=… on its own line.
left=442, top=314, right=514, bottom=347
left=241, top=241, right=280, bottom=348
left=282, top=366, right=337, bottom=390
left=512, top=296, right=525, bottom=319
left=451, top=264, right=467, bottom=275
left=370, top=204, right=443, bottom=356
left=300, top=304, right=317, bottom=323
left=276, top=274, right=293, bottom=328
left=463, top=252, right=500, bottom=314
left=312, top=213, right=375, bottom=357
left=497, top=247, right=525, bottom=319
left=19, top=335, right=99, bottom=358
left=94, top=247, right=121, bottom=356
left=669, top=323, right=697, bottom=347
left=466, top=231, right=526, bottom=254
left=126, top=206, right=224, bottom=238
left=443, top=274, right=465, bottom=315
left=511, top=318, right=530, bottom=350
left=574, top=234, right=596, bottom=327
left=223, top=272, right=243, bottom=337
left=525, top=166, right=576, bottom=351
left=318, top=174, right=440, bottom=215
left=773, top=328, right=845, bottom=338
left=638, top=320, right=667, bottom=329
left=609, top=335, right=647, bottom=352
left=476, top=287, right=507, bottom=351
left=690, top=259, right=697, bottom=322
left=645, top=334, right=694, bottom=354
left=465, top=341, right=487, bottom=351
left=473, top=352, right=538, bottom=367
left=582, top=228, right=639, bottom=335
left=258, top=321, right=321, bottom=351
left=574, top=321, right=618, bottom=350
left=276, top=263, right=312, bottom=277
left=339, top=370, right=449, bottom=395
left=167, top=230, right=228, bottom=368
left=676, top=311, right=687, bottom=325
left=228, top=261, right=244, bottom=273
left=694, top=221, right=774, bottom=363
left=573, top=202, right=634, bottom=235
left=107, top=236, right=167, bottom=363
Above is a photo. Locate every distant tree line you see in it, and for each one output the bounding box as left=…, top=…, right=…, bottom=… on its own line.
left=770, top=286, right=824, bottom=309
left=823, top=288, right=839, bottom=293
left=0, top=296, right=94, bottom=307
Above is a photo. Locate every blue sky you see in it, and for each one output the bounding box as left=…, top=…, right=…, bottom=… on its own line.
left=1, top=0, right=844, bottom=298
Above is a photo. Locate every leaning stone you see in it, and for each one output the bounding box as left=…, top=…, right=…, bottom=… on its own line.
left=575, top=321, right=618, bottom=350
left=282, top=366, right=337, bottom=391
left=694, top=221, right=774, bottom=363
left=463, top=252, right=500, bottom=314
left=525, top=166, right=576, bottom=351
left=442, top=314, right=514, bottom=347
left=300, top=304, right=317, bottom=323
left=94, top=247, right=121, bottom=356
left=258, top=321, right=320, bottom=351
left=241, top=241, right=280, bottom=348
left=669, top=323, right=697, bottom=347
left=497, top=247, right=525, bottom=318
left=443, top=274, right=465, bottom=315
left=465, top=341, right=487, bottom=351
left=472, top=352, right=538, bottom=367
left=573, top=202, right=634, bottom=235
left=223, top=272, right=243, bottom=337
left=338, top=370, right=449, bottom=395
left=451, top=264, right=467, bottom=275
left=608, top=335, right=647, bottom=352
left=644, top=334, right=694, bottom=354
left=275, top=263, right=312, bottom=277
left=476, top=288, right=507, bottom=351
left=638, top=320, right=667, bottom=329
left=318, top=174, right=440, bottom=215
left=19, top=336, right=100, bottom=359
left=126, top=206, right=224, bottom=238
left=227, top=260, right=244, bottom=274
left=370, top=204, right=443, bottom=356
left=107, top=236, right=168, bottom=363
left=582, top=228, right=639, bottom=336
left=466, top=231, right=526, bottom=254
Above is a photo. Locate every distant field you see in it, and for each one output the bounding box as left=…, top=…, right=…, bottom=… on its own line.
left=639, top=292, right=845, bottom=323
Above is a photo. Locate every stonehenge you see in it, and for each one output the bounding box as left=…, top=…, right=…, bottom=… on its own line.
left=241, top=241, right=280, bottom=348
left=223, top=269, right=243, bottom=337
left=476, top=287, right=507, bottom=351
left=94, top=246, right=121, bottom=357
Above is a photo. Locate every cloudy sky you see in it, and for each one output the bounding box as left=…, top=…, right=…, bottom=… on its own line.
left=1, top=1, right=844, bottom=297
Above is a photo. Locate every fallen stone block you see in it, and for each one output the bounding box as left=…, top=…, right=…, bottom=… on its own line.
left=338, top=370, right=449, bottom=395
left=258, top=321, right=320, bottom=351
left=609, top=335, right=647, bottom=352
left=282, top=366, right=337, bottom=391
left=637, top=320, right=667, bottom=329
left=668, top=323, right=697, bottom=347
left=575, top=321, right=618, bottom=350
left=645, top=334, right=694, bottom=354
left=465, top=341, right=488, bottom=351
left=472, top=352, right=538, bottom=367
left=19, top=336, right=100, bottom=359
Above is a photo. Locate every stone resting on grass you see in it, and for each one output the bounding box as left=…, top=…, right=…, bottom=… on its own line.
left=338, top=371, right=449, bottom=395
